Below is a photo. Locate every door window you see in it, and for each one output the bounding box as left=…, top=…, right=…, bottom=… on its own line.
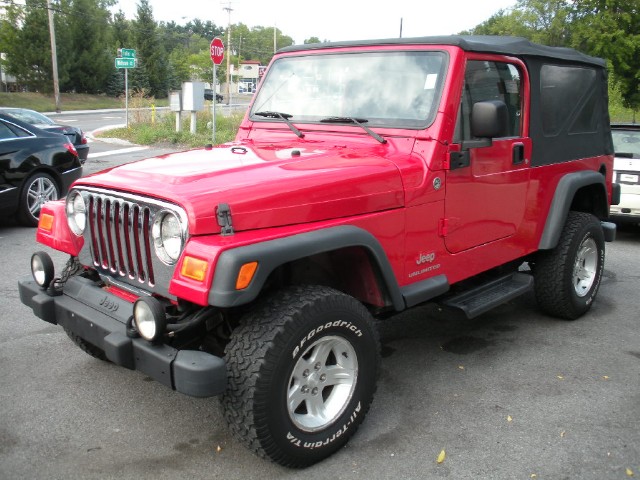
left=455, top=60, right=522, bottom=142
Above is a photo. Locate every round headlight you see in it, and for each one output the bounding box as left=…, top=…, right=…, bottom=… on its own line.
left=66, top=191, right=86, bottom=235
left=133, top=297, right=166, bottom=342
left=152, top=211, right=184, bottom=264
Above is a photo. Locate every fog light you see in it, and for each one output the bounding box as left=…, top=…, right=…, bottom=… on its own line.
left=31, top=251, right=54, bottom=289
left=133, top=297, right=167, bottom=343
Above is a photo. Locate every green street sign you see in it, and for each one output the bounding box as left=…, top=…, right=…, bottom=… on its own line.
left=115, top=57, right=136, bottom=69
left=120, top=48, right=136, bottom=59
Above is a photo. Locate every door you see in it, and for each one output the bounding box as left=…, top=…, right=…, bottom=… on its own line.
left=444, top=58, right=531, bottom=254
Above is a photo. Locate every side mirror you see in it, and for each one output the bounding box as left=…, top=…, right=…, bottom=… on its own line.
left=471, top=100, right=509, bottom=139
left=451, top=100, right=510, bottom=170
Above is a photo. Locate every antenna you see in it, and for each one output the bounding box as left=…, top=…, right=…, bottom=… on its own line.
left=222, top=2, right=234, bottom=105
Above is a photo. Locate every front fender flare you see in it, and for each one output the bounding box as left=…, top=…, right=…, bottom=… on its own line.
left=208, top=225, right=405, bottom=310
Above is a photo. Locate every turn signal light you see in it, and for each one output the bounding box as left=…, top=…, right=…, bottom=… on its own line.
left=236, top=262, right=258, bottom=290
left=39, top=213, right=54, bottom=232
left=180, top=256, right=209, bottom=282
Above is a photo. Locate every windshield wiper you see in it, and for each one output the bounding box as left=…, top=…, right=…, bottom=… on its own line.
left=254, top=111, right=304, bottom=138
left=320, top=116, right=387, bottom=144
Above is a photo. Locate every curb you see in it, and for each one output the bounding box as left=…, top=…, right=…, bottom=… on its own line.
left=88, top=123, right=136, bottom=146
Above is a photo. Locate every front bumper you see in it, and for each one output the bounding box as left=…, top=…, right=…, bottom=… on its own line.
left=18, top=276, right=226, bottom=398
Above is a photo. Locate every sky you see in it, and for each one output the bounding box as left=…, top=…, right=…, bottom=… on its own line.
left=113, top=0, right=518, bottom=45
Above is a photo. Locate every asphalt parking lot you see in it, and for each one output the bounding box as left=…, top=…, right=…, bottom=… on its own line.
left=1, top=223, right=638, bottom=480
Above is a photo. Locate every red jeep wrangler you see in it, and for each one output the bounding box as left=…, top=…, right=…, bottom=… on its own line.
left=19, top=36, right=619, bottom=467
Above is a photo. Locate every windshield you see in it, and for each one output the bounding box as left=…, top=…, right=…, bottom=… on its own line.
left=612, top=128, right=640, bottom=158
left=251, top=51, right=447, bottom=129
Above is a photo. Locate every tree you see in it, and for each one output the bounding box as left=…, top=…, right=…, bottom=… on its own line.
left=468, top=0, right=640, bottom=116
left=132, top=0, right=168, bottom=97
left=64, top=0, right=115, bottom=93
left=469, top=0, right=573, bottom=46
left=111, top=10, right=133, bottom=49
left=571, top=0, right=640, bottom=112
left=0, top=0, right=63, bottom=92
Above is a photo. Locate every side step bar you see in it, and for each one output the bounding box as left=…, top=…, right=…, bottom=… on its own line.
left=442, top=272, right=533, bottom=319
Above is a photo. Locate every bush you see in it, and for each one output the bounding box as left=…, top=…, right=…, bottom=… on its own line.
left=103, top=108, right=244, bottom=148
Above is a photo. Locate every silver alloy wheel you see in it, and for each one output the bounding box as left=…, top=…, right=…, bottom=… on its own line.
left=572, top=237, right=598, bottom=297
left=27, top=175, right=58, bottom=217
left=287, top=335, right=358, bottom=432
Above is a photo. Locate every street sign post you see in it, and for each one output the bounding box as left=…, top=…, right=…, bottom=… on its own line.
left=120, top=48, right=136, bottom=59
left=115, top=48, right=137, bottom=128
left=210, top=38, right=225, bottom=143
left=210, top=38, right=224, bottom=65
left=115, top=57, right=136, bottom=69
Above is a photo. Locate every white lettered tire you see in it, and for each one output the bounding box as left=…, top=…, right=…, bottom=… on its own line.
left=222, top=285, right=380, bottom=467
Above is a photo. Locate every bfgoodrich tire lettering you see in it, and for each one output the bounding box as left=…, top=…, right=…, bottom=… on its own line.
left=221, top=285, right=380, bottom=468
left=534, top=211, right=605, bottom=320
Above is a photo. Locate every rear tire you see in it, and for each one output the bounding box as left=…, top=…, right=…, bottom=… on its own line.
left=17, top=172, right=60, bottom=227
left=534, top=211, right=605, bottom=319
left=222, top=285, right=380, bottom=468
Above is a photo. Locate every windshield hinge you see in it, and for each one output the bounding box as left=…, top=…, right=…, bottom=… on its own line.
left=216, top=203, right=234, bottom=236
left=447, top=151, right=470, bottom=170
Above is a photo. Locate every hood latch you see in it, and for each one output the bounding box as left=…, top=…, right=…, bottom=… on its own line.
left=216, top=203, right=234, bottom=236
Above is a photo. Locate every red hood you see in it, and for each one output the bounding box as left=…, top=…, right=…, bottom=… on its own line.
left=75, top=141, right=405, bottom=235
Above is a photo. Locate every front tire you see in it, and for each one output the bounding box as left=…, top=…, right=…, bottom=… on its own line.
left=222, top=285, right=380, bottom=468
left=534, top=211, right=605, bottom=319
left=63, top=328, right=109, bottom=361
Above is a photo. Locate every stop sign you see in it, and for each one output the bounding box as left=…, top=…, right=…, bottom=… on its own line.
left=210, top=37, right=224, bottom=65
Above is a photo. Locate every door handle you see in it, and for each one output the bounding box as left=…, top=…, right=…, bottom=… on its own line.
left=513, top=143, right=525, bottom=165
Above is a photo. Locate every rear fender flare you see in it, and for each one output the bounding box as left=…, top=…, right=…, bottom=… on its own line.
left=538, top=170, right=608, bottom=250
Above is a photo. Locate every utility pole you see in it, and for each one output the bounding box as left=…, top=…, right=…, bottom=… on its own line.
left=46, top=0, right=61, bottom=112
left=223, top=2, right=233, bottom=106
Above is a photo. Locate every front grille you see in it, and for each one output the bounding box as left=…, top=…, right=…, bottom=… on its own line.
left=87, top=193, right=155, bottom=286
left=72, top=187, right=188, bottom=296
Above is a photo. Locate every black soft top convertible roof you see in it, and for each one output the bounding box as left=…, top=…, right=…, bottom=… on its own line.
left=279, top=35, right=612, bottom=166
left=279, top=35, right=605, bottom=67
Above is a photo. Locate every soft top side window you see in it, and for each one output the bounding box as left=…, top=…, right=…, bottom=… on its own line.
left=540, top=65, right=598, bottom=136
left=455, top=60, right=522, bottom=142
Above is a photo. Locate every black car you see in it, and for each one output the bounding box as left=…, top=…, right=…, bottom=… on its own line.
left=204, top=89, right=224, bottom=102
left=0, top=108, right=89, bottom=163
left=0, top=113, right=82, bottom=226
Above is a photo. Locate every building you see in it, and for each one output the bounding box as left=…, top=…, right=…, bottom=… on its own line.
left=230, top=60, right=261, bottom=94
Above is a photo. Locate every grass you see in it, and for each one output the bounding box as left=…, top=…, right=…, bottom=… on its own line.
left=0, top=92, right=169, bottom=112
left=0, top=92, right=121, bottom=111
left=102, top=109, right=245, bottom=148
